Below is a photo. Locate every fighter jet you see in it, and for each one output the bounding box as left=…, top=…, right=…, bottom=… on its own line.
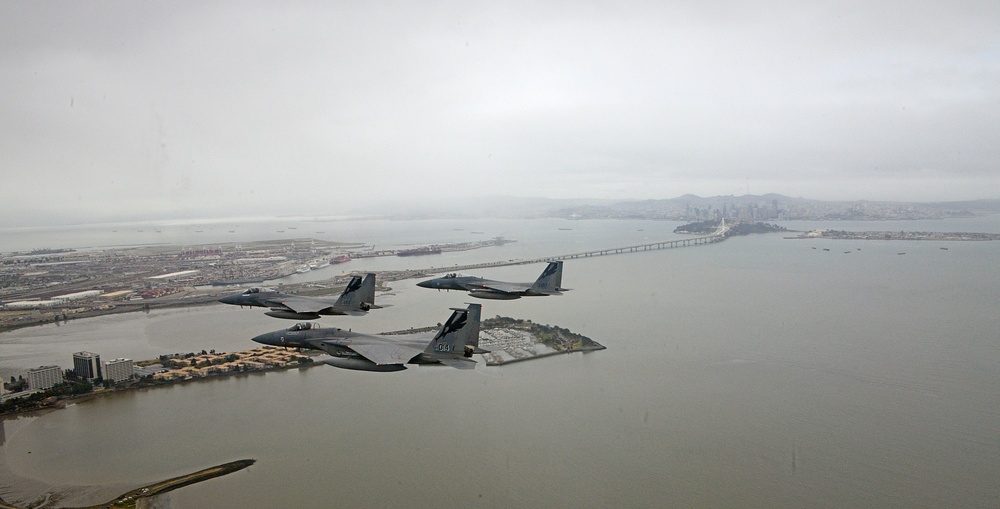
left=250, top=303, right=486, bottom=372
left=416, top=260, right=567, bottom=300
left=218, top=273, right=379, bottom=320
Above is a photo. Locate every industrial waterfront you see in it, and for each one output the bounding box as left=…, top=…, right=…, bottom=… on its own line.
left=0, top=219, right=727, bottom=332
left=1, top=216, right=999, bottom=508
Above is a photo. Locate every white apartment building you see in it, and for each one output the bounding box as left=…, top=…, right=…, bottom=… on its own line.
left=104, top=358, right=134, bottom=383
left=27, top=365, right=64, bottom=390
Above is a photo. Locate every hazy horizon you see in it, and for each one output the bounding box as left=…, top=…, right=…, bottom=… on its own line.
left=2, top=191, right=999, bottom=230
left=3, top=1, right=998, bottom=227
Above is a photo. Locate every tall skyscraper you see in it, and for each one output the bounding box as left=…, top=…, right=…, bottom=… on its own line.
left=73, top=351, right=102, bottom=381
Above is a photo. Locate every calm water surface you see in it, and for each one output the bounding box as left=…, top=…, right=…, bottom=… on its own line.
left=2, top=218, right=999, bottom=508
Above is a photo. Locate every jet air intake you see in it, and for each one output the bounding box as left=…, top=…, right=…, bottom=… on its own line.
left=265, top=310, right=322, bottom=320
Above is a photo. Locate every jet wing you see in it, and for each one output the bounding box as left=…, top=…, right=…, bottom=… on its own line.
left=345, top=341, right=425, bottom=366
left=275, top=296, right=331, bottom=314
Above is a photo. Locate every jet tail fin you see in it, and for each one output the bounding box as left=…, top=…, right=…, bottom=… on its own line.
left=425, top=303, right=482, bottom=358
left=358, top=273, right=376, bottom=307
left=462, top=303, right=488, bottom=353
left=334, top=273, right=377, bottom=311
left=529, top=260, right=564, bottom=294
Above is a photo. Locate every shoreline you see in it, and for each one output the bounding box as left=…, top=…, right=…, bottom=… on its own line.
left=785, top=230, right=1000, bottom=241
left=1, top=353, right=322, bottom=418
left=484, top=344, right=607, bottom=366
left=0, top=298, right=220, bottom=334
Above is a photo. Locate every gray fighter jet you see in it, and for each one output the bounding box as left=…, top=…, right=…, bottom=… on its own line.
left=218, top=273, right=379, bottom=320
left=416, top=260, right=567, bottom=300
left=250, top=303, right=486, bottom=372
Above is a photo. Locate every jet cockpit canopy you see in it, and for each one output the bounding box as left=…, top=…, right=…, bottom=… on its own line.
left=288, top=322, right=322, bottom=331
left=243, top=287, right=275, bottom=294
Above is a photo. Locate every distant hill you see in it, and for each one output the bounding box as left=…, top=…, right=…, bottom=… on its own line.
left=544, top=194, right=1000, bottom=221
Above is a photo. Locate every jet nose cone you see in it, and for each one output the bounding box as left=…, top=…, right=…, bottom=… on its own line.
left=251, top=332, right=276, bottom=345
left=416, top=280, right=434, bottom=288
left=219, top=295, right=239, bottom=305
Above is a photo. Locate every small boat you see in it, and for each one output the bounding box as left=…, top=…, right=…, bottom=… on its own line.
left=897, top=252, right=906, bottom=255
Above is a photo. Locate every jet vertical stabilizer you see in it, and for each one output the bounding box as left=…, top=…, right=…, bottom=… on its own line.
left=357, top=273, right=377, bottom=308
left=334, top=273, right=377, bottom=311
left=460, top=303, right=488, bottom=354
left=423, top=304, right=480, bottom=368
left=528, top=260, right=564, bottom=294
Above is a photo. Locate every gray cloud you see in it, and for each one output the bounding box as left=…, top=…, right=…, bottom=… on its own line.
left=2, top=0, right=998, bottom=225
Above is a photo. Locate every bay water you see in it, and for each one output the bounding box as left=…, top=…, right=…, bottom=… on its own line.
left=1, top=217, right=998, bottom=508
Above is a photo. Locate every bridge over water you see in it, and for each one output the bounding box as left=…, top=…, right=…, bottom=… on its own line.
left=414, top=220, right=730, bottom=274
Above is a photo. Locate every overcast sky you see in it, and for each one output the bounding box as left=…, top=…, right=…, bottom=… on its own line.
left=2, top=0, right=998, bottom=226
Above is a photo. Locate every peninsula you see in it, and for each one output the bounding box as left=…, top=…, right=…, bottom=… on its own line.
left=479, top=316, right=605, bottom=365
left=383, top=316, right=605, bottom=365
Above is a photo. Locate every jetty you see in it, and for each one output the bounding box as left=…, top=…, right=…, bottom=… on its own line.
left=0, top=459, right=255, bottom=509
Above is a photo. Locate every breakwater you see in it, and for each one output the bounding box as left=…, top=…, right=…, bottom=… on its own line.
left=0, top=459, right=255, bottom=509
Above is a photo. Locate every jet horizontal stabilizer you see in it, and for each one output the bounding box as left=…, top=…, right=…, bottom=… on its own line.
left=438, top=358, right=477, bottom=369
